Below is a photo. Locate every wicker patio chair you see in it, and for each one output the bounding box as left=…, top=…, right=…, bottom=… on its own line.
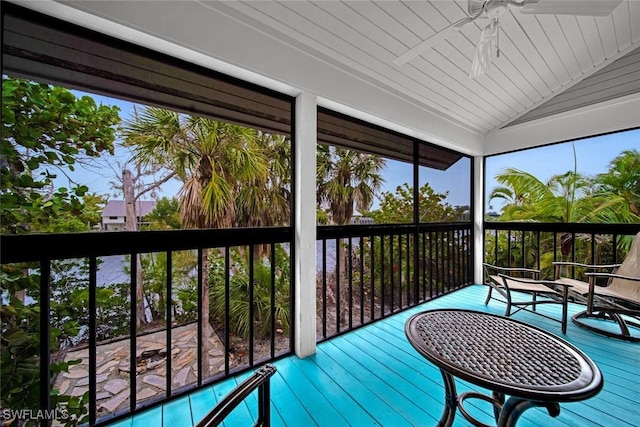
left=482, top=263, right=571, bottom=333
left=553, top=232, right=640, bottom=342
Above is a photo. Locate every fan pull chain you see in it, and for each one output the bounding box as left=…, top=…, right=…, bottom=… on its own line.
left=496, top=17, right=500, bottom=58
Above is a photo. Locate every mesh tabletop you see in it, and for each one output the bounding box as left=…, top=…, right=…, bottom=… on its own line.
left=405, top=309, right=602, bottom=401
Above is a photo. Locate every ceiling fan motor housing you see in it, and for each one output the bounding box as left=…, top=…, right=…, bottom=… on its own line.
left=486, top=1, right=509, bottom=18
left=470, top=0, right=526, bottom=18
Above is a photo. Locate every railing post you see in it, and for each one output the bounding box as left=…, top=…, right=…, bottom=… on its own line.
left=40, top=260, right=51, bottom=427
left=89, top=257, right=97, bottom=425
left=257, top=368, right=272, bottom=427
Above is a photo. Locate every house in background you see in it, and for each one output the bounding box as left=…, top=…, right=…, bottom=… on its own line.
left=101, top=200, right=157, bottom=231
left=349, top=210, right=375, bottom=225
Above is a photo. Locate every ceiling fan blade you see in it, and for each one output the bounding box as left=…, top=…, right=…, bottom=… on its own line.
left=394, top=16, right=475, bottom=66
left=519, top=0, right=623, bottom=17
left=469, top=19, right=499, bottom=79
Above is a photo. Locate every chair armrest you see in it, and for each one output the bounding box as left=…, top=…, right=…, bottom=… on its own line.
left=553, top=261, right=621, bottom=269
left=483, top=263, right=541, bottom=279
left=497, top=273, right=572, bottom=289
left=586, top=272, right=640, bottom=282
left=553, top=261, right=622, bottom=281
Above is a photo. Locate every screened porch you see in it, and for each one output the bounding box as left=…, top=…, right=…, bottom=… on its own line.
left=1, top=2, right=639, bottom=427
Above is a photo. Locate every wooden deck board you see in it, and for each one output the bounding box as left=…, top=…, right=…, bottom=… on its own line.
left=287, top=355, right=376, bottom=425
left=129, top=404, right=162, bottom=427
left=268, top=361, right=318, bottom=426
left=162, top=396, right=192, bottom=427
left=187, top=387, right=216, bottom=426
left=116, top=285, right=639, bottom=427
left=322, top=338, right=437, bottom=426
left=212, top=375, right=255, bottom=427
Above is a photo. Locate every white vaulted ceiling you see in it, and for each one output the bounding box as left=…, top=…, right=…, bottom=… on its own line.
left=11, top=0, right=640, bottom=156
left=215, top=0, right=637, bottom=131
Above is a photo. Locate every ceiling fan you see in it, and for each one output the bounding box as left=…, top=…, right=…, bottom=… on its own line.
left=393, top=0, right=623, bottom=78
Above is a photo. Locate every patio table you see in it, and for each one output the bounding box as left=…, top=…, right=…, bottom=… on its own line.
left=405, top=309, right=603, bottom=427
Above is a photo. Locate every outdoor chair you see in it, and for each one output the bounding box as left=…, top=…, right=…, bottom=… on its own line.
left=483, top=263, right=571, bottom=333
left=553, top=232, right=640, bottom=342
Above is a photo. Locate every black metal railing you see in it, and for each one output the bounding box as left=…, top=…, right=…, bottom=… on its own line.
left=316, top=222, right=473, bottom=341
left=194, top=363, right=276, bottom=427
left=0, top=227, right=293, bottom=426
left=0, top=222, right=474, bottom=426
left=483, top=222, right=640, bottom=281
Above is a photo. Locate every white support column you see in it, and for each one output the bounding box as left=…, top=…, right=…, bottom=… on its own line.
left=473, top=155, right=484, bottom=284
left=294, top=92, right=317, bottom=358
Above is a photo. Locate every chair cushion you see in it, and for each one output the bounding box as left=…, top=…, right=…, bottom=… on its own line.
left=557, top=276, right=636, bottom=302
left=490, top=275, right=558, bottom=294
left=556, top=277, right=590, bottom=295
left=557, top=232, right=640, bottom=306
left=609, top=232, right=640, bottom=304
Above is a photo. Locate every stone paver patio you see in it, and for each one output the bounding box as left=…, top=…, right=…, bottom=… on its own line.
left=54, top=322, right=226, bottom=416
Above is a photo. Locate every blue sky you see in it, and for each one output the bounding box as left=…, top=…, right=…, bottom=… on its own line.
left=485, top=129, right=639, bottom=212
left=62, top=90, right=637, bottom=213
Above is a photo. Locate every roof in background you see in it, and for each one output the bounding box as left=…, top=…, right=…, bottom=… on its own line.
left=102, top=200, right=157, bottom=217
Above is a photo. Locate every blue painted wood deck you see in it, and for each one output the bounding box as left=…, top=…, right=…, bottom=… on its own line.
left=108, top=285, right=639, bottom=427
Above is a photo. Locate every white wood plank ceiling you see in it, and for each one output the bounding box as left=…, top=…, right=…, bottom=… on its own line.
left=211, top=0, right=639, bottom=135
left=14, top=0, right=640, bottom=155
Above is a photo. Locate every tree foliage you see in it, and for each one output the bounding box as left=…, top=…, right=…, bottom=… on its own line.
left=122, top=108, right=290, bottom=229
left=594, top=149, right=640, bottom=217
left=490, top=167, right=638, bottom=224
left=317, top=145, right=385, bottom=225
left=486, top=151, right=639, bottom=273
left=208, top=245, right=291, bottom=338
left=1, top=77, right=119, bottom=425
left=122, top=107, right=293, bottom=375
left=1, top=77, right=119, bottom=233
left=370, top=183, right=457, bottom=223
left=144, top=197, right=182, bottom=230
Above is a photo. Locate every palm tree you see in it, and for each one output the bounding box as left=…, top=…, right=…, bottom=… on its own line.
left=237, top=133, right=291, bottom=228
left=316, top=145, right=385, bottom=322
left=489, top=166, right=635, bottom=269
left=595, top=149, right=640, bottom=218
left=491, top=167, right=630, bottom=222
left=488, top=169, right=538, bottom=221
left=122, top=107, right=275, bottom=376
left=316, top=145, right=385, bottom=225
